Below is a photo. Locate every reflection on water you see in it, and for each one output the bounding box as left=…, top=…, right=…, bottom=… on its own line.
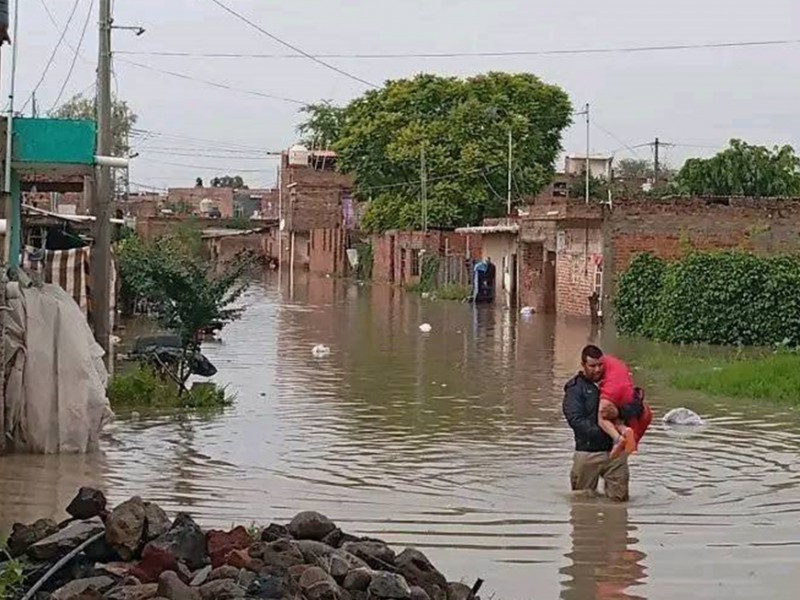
left=2, top=271, right=800, bottom=599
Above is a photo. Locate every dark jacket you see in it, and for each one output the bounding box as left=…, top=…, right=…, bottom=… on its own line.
left=563, top=373, right=646, bottom=452
left=563, top=373, right=611, bottom=452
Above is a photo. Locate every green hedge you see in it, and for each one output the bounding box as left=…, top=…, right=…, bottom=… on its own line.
left=616, top=251, right=800, bottom=346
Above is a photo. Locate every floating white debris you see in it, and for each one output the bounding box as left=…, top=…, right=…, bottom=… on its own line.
left=311, top=344, right=331, bottom=358
left=520, top=306, right=535, bottom=316
left=421, top=292, right=431, bottom=299
left=662, top=408, right=705, bottom=426
left=111, top=335, right=122, bottom=345
left=419, top=323, right=433, bottom=333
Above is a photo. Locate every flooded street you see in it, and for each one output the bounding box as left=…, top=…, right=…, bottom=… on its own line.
left=3, top=273, right=800, bottom=599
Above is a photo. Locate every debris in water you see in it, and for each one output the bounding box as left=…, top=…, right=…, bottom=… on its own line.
left=663, top=407, right=705, bottom=426
left=419, top=323, right=432, bottom=333
left=421, top=292, right=431, bottom=299
left=311, top=344, right=331, bottom=358
left=520, top=306, right=535, bottom=316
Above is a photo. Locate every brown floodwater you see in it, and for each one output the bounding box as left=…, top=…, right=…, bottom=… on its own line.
left=3, top=272, right=800, bottom=599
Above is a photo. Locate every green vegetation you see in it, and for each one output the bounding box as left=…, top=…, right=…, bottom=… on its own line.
left=0, top=542, right=24, bottom=599
left=673, top=139, right=800, bottom=197
left=616, top=251, right=800, bottom=346
left=354, top=242, right=373, bottom=281
left=116, top=224, right=254, bottom=404
left=434, top=283, right=471, bottom=301
left=108, top=366, right=233, bottom=410
left=632, top=346, right=800, bottom=404
left=299, top=72, right=573, bottom=231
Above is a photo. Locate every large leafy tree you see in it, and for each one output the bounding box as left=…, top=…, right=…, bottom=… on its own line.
left=674, top=139, right=800, bottom=197
left=298, top=72, right=572, bottom=231
left=53, top=93, right=137, bottom=158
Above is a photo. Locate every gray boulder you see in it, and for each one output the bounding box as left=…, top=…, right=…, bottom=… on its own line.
left=106, top=497, right=147, bottom=560
left=7, top=518, right=59, bottom=557
left=395, top=549, right=447, bottom=600
left=157, top=571, right=200, bottom=600
left=105, top=584, right=159, bottom=600
left=198, top=579, right=246, bottom=600
left=287, top=511, right=336, bottom=541
left=146, top=513, right=207, bottom=571
left=143, top=502, right=172, bottom=541
left=369, top=572, right=411, bottom=599
left=51, top=576, right=115, bottom=600
left=342, top=541, right=396, bottom=570
left=66, top=487, right=108, bottom=520
left=28, top=517, right=105, bottom=561
left=249, top=539, right=305, bottom=570
left=343, top=568, right=372, bottom=592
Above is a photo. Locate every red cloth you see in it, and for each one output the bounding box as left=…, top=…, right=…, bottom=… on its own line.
left=600, top=355, right=652, bottom=442
left=630, top=402, right=653, bottom=443
left=599, top=355, right=635, bottom=407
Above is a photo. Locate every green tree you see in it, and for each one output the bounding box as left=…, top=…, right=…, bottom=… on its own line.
left=298, top=72, right=573, bottom=232
left=616, top=158, right=653, bottom=179
left=211, top=175, right=247, bottom=189
left=53, top=93, right=137, bottom=158
left=674, top=139, right=800, bottom=197
left=118, top=226, right=254, bottom=388
left=297, top=100, right=345, bottom=149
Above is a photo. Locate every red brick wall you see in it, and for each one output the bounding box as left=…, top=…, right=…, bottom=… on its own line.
left=556, top=225, right=603, bottom=316
left=309, top=228, right=347, bottom=276
left=167, top=188, right=235, bottom=218
left=519, top=241, right=544, bottom=311
left=607, top=198, right=800, bottom=276
left=281, top=165, right=354, bottom=232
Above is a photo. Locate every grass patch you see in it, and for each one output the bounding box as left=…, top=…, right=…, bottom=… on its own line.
left=670, top=353, right=800, bottom=404
left=407, top=282, right=471, bottom=302
left=628, top=343, right=800, bottom=404
left=108, top=366, right=233, bottom=411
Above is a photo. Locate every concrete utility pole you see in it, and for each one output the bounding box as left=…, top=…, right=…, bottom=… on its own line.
left=420, top=146, right=427, bottom=232
left=507, top=129, right=513, bottom=216
left=584, top=103, right=590, bottom=204
left=653, top=137, right=660, bottom=185
left=92, top=0, right=113, bottom=365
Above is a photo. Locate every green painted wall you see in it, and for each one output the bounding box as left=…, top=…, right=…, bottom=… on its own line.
left=12, top=118, right=96, bottom=165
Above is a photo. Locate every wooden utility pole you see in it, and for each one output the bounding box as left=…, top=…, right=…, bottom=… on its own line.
left=92, top=0, right=113, bottom=366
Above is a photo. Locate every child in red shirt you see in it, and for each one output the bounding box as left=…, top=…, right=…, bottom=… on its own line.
left=599, top=355, right=650, bottom=458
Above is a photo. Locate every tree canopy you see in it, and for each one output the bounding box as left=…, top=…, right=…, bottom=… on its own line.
left=674, top=139, right=800, bottom=197
left=210, top=175, right=247, bottom=189
left=298, top=72, right=573, bottom=231
left=53, top=93, right=137, bottom=158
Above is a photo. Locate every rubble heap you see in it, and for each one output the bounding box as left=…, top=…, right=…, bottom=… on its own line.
left=1, top=488, right=483, bottom=600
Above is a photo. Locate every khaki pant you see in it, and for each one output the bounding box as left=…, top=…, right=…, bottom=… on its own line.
left=570, top=451, right=630, bottom=502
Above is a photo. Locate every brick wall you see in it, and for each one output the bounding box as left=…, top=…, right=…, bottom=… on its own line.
left=167, top=187, right=235, bottom=218
left=603, top=198, right=800, bottom=318
left=136, top=216, right=251, bottom=241
left=556, top=224, right=603, bottom=316
left=281, top=165, right=354, bottom=232
left=309, top=228, right=347, bottom=276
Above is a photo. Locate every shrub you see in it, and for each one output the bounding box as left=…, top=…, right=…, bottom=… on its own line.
left=616, top=251, right=800, bottom=346
left=108, top=366, right=233, bottom=410
left=614, top=253, right=666, bottom=338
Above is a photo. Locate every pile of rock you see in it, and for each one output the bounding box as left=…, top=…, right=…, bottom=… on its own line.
left=2, top=488, right=483, bottom=600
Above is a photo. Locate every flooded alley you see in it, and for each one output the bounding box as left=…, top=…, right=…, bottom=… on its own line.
left=3, top=273, right=800, bottom=600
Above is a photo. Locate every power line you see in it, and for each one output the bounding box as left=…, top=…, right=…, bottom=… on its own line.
left=22, top=0, right=84, bottom=113
left=137, top=157, right=275, bottom=173
left=141, top=149, right=280, bottom=160
left=38, top=0, right=93, bottom=64
left=115, top=58, right=308, bottom=105
left=206, top=0, right=378, bottom=88
left=592, top=120, right=645, bottom=159
left=49, top=0, right=96, bottom=113
left=115, top=38, right=800, bottom=61
left=130, top=128, right=269, bottom=153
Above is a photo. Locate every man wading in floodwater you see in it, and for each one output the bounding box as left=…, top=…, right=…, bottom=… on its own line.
left=562, top=345, right=647, bottom=501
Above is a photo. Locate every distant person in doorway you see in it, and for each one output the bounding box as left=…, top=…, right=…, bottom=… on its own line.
left=562, top=345, right=647, bottom=501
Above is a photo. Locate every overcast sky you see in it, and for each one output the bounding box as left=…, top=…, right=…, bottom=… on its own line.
left=8, top=0, right=800, bottom=190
